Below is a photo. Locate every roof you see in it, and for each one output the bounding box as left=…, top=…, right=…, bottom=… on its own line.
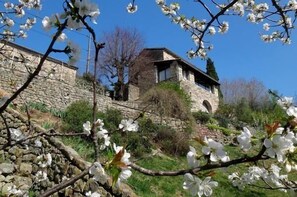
left=0, top=41, right=78, bottom=70
left=143, top=47, right=220, bottom=85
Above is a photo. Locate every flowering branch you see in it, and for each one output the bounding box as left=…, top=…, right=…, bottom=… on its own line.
left=129, top=145, right=268, bottom=177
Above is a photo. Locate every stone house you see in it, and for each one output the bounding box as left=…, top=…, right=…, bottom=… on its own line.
left=0, top=41, right=111, bottom=110
left=128, top=48, right=220, bottom=113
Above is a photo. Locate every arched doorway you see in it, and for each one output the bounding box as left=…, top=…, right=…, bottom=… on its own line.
left=202, top=100, right=212, bottom=113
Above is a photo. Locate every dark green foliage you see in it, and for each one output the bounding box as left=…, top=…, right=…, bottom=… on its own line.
left=206, top=58, right=219, bottom=81
left=62, top=100, right=94, bottom=133
left=234, top=98, right=254, bottom=124
left=98, top=108, right=123, bottom=131
left=206, top=58, right=223, bottom=99
left=192, top=111, right=211, bottom=124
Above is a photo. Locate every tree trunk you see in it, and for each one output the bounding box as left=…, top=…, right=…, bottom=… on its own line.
left=116, top=62, right=124, bottom=101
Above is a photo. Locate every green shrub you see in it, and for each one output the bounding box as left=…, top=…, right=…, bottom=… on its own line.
left=99, top=108, right=123, bottom=131
left=141, top=82, right=193, bottom=121
left=62, top=100, right=94, bottom=133
left=192, top=111, right=211, bottom=124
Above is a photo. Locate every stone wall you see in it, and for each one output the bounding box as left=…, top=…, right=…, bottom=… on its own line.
left=0, top=42, right=112, bottom=111
left=0, top=108, right=135, bottom=196
left=111, top=101, right=187, bottom=131
left=180, top=80, right=219, bottom=113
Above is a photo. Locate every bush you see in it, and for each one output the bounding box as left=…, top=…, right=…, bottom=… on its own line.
left=192, top=111, right=211, bottom=124
left=141, top=82, right=192, bottom=121
left=62, top=100, right=94, bottom=133
left=98, top=108, right=123, bottom=131
left=154, top=125, right=189, bottom=156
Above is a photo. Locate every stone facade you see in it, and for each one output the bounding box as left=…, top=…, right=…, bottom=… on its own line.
left=0, top=108, right=136, bottom=196
left=0, top=42, right=111, bottom=111
left=129, top=48, right=220, bottom=113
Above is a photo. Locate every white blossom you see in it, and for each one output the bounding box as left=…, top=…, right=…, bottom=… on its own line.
left=247, top=13, right=256, bottom=23
left=74, top=0, right=100, bottom=24
left=126, top=3, right=138, bottom=13
left=183, top=173, right=218, bottom=197
left=202, top=137, right=229, bottom=162
left=287, top=106, right=297, bottom=117
left=116, top=168, right=132, bottom=186
left=67, top=41, right=81, bottom=65
left=208, top=26, right=216, bottom=35
left=287, top=0, right=297, bottom=10
left=277, top=97, right=294, bottom=109
left=198, top=177, right=218, bottom=196
left=57, top=32, right=67, bottom=42
left=183, top=173, right=201, bottom=196
left=156, top=0, right=165, bottom=5
left=42, top=15, right=57, bottom=31
left=187, top=50, right=196, bottom=59
left=218, top=21, right=229, bottom=34
left=4, top=2, right=14, bottom=9
left=89, top=162, right=107, bottom=183
left=187, top=146, right=199, bottom=168
left=237, top=127, right=252, bottom=151
left=263, top=23, right=270, bottom=31
left=113, top=143, right=131, bottom=165
left=119, top=119, right=139, bottom=132
left=4, top=18, right=15, bottom=27
left=264, top=134, right=294, bottom=162
left=83, top=121, right=91, bottom=136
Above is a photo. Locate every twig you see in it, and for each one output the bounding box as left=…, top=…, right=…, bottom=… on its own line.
left=40, top=168, right=89, bottom=197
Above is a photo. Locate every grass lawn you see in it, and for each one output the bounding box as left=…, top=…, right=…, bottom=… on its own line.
left=61, top=136, right=296, bottom=197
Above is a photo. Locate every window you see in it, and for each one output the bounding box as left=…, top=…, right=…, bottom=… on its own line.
left=158, top=66, right=171, bottom=82
left=182, top=69, right=189, bottom=80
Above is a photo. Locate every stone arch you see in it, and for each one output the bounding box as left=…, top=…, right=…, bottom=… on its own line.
left=202, top=100, right=212, bottom=113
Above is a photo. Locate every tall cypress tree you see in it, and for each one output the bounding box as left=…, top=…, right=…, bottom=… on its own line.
left=206, top=58, right=223, bottom=100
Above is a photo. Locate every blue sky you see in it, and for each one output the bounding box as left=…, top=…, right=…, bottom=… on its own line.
left=14, top=0, right=297, bottom=97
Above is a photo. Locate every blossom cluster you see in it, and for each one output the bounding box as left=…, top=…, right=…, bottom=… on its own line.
left=83, top=119, right=110, bottom=150
left=84, top=118, right=138, bottom=187
left=40, top=0, right=101, bottom=64
left=155, top=0, right=297, bottom=58
left=183, top=95, right=297, bottom=196
left=0, top=0, right=41, bottom=41
left=229, top=164, right=289, bottom=190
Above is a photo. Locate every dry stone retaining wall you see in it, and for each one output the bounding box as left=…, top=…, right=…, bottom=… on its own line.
left=0, top=60, right=111, bottom=111
left=111, top=101, right=187, bottom=131
left=0, top=108, right=136, bottom=196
